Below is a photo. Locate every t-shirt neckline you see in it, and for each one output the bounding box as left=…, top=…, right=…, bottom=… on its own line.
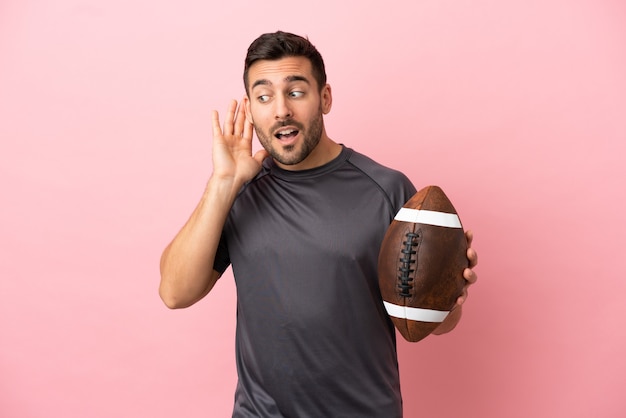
left=265, top=145, right=351, bottom=180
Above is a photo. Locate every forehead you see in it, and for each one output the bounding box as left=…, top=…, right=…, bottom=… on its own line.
left=247, top=56, right=316, bottom=89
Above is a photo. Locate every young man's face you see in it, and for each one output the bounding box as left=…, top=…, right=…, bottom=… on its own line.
left=244, top=56, right=332, bottom=170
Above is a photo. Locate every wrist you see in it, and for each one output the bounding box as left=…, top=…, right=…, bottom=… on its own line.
left=205, top=174, right=242, bottom=201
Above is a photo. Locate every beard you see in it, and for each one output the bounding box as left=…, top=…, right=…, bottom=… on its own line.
left=254, top=109, right=324, bottom=167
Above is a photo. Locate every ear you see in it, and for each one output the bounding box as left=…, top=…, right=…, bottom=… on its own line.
left=243, top=95, right=254, bottom=125
left=321, top=84, right=332, bottom=115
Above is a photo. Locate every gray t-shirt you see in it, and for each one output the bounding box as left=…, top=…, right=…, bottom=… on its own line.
left=215, top=146, right=416, bottom=417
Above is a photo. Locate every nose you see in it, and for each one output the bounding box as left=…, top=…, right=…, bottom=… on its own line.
left=274, top=96, right=292, bottom=120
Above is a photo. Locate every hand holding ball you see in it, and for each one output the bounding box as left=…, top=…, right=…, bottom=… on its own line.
left=378, top=186, right=468, bottom=342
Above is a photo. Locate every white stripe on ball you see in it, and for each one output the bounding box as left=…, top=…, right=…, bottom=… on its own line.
left=394, top=208, right=462, bottom=228
left=383, top=301, right=450, bottom=323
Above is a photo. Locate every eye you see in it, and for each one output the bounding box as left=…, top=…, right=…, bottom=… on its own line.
left=289, top=91, right=304, bottom=98
left=257, top=95, right=270, bottom=103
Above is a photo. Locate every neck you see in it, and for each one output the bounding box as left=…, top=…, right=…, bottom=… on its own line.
left=275, top=133, right=342, bottom=171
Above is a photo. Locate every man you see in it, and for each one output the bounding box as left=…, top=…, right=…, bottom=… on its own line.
left=160, top=31, right=478, bottom=417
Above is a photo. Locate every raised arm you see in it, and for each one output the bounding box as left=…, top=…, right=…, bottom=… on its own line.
left=159, top=99, right=269, bottom=308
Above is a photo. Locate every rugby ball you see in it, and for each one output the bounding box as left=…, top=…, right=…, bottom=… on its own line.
left=378, top=186, right=467, bottom=342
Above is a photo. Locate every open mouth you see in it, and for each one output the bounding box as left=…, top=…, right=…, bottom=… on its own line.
left=275, top=128, right=299, bottom=140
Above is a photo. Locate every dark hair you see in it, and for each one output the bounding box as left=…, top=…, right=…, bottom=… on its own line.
left=244, top=31, right=327, bottom=94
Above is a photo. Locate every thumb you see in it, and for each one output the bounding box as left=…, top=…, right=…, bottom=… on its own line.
left=253, top=149, right=270, bottom=166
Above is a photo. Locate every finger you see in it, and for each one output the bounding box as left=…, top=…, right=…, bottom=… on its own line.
left=467, top=247, right=478, bottom=269
left=243, top=116, right=254, bottom=141
left=211, top=110, right=222, bottom=138
left=223, top=99, right=238, bottom=136
left=463, top=267, right=478, bottom=284
left=456, top=288, right=468, bottom=306
left=253, top=149, right=270, bottom=166
left=465, top=230, right=478, bottom=268
left=233, top=100, right=246, bottom=137
left=465, top=229, right=474, bottom=247
left=241, top=97, right=253, bottom=140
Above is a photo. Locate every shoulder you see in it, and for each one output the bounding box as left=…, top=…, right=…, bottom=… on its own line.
left=344, top=148, right=416, bottom=208
left=346, top=149, right=408, bottom=181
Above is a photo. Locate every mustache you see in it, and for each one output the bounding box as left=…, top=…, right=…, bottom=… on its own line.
left=271, top=119, right=304, bottom=132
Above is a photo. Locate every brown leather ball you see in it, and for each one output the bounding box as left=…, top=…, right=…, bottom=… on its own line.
left=378, top=186, right=468, bottom=342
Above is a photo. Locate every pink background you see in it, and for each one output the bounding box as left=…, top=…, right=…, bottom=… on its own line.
left=1, top=0, right=625, bottom=417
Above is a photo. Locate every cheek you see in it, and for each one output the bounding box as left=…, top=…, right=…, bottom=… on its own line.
left=249, top=106, right=271, bottom=126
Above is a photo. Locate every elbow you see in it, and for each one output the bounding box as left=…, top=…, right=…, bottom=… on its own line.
left=159, top=260, right=193, bottom=309
left=159, top=290, right=179, bottom=309
left=158, top=264, right=218, bottom=309
left=160, top=294, right=182, bottom=310
left=159, top=280, right=191, bottom=310
left=160, top=291, right=190, bottom=310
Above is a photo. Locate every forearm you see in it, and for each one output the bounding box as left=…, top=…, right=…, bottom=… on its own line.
left=159, top=176, right=240, bottom=308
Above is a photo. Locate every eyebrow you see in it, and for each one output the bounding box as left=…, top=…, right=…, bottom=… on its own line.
left=251, top=75, right=311, bottom=90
